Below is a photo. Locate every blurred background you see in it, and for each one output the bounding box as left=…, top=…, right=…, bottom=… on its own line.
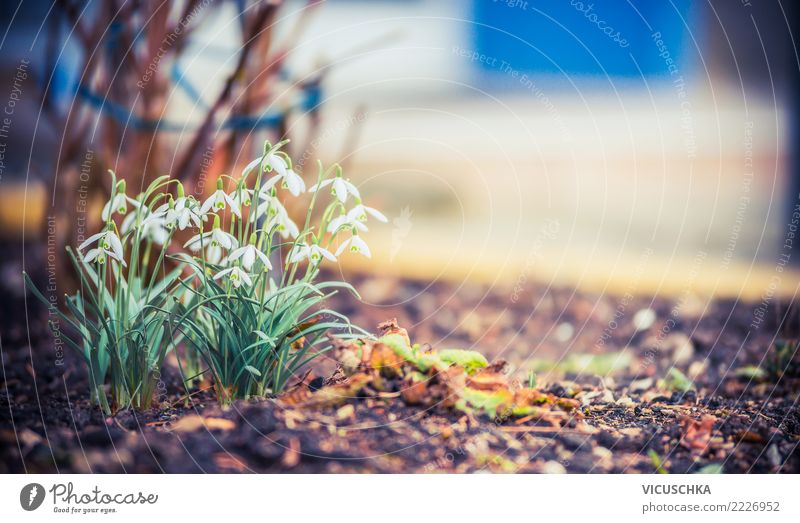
left=1, top=0, right=798, bottom=306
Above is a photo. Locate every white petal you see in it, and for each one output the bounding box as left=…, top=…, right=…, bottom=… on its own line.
left=333, top=178, right=347, bottom=203
left=200, top=195, right=216, bottom=215
left=289, top=246, right=308, bottom=263
left=213, top=267, right=234, bottom=280
left=268, top=153, right=287, bottom=175
left=327, top=215, right=345, bottom=233
left=353, top=236, right=371, bottom=258
left=228, top=246, right=246, bottom=261
left=206, top=244, right=223, bottom=264
left=344, top=180, right=361, bottom=199
left=255, top=248, right=272, bottom=269
left=262, top=175, right=282, bottom=193
left=366, top=207, right=388, bottom=222
left=178, top=210, right=191, bottom=230
left=242, top=248, right=256, bottom=271
left=318, top=247, right=337, bottom=262
left=84, top=248, right=101, bottom=263
left=183, top=234, right=204, bottom=251
left=242, top=157, right=262, bottom=177
left=225, top=193, right=242, bottom=217
left=101, top=201, right=113, bottom=221
left=335, top=238, right=350, bottom=257
left=107, top=233, right=124, bottom=260
left=309, top=179, right=333, bottom=193
left=79, top=232, right=105, bottom=251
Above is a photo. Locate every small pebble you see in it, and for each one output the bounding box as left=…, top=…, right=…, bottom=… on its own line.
left=616, top=396, right=636, bottom=408
left=593, top=446, right=613, bottom=461
left=542, top=460, right=567, bottom=474
left=554, top=322, right=574, bottom=342
left=633, top=308, right=656, bottom=331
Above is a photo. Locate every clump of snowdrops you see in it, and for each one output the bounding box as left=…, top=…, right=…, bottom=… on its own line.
left=26, top=140, right=385, bottom=412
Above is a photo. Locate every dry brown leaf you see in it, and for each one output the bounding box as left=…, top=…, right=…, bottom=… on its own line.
left=466, top=371, right=508, bottom=391
left=378, top=318, right=411, bottom=346
left=281, top=436, right=301, bottom=468
left=169, top=415, right=235, bottom=433
left=369, top=341, right=406, bottom=377
left=299, top=374, right=371, bottom=409
left=401, top=375, right=429, bottom=405
left=680, top=414, right=717, bottom=453
left=213, top=453, right=248, bottom=472
left=514, top=388, right=552, bottom=406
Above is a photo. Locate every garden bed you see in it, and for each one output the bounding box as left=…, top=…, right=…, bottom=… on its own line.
left=2, top=252, right=798, bottom=473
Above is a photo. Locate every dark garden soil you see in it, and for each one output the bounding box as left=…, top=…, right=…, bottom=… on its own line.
left=1, top=241, right=799, bottom=473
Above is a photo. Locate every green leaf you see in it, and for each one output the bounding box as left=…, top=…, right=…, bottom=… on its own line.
left=244, top=365, right=262, bottom=377
left=437, top=349, right=489, bottom=374
left=695, top=463, right=723, bottom=474
left=663, top=368, right=694, bottom=392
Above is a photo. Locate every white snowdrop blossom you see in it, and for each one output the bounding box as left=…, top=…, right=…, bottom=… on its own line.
left=102, top=193, right=129, bottom=221
left=268, top=207, right=300, bottom=239
left=228, top=240, right=272, bottom=272
left=122, top=201, right=170, bottom=245
left=201, top=179, right=242, bottom=218
left=289, top=243, right=336, bottom=264
left=184, top=227, right=238, bottom=252
left=167, top=196, right=205, bottom=230
left=184, top=215, right=238, bottom=253
left=263, top=166, right=305, bottom=197
left=336, top=234, right=371, bottom=258
left=251, top=189, right=286, bottom=223
left=327, top=213, right=368, bottom=234
left=79, top=229, right=126, bottom=266
left=242, top=150, right=288, bottom=178
left=232, top=187, right=253, bottom=209
left=100, top=179, right=130, bottom=221
left=347, top=201, right=388, bottom=224
left=213, top=266, right=252, bottom=288
left=205, top=243, right=224, bottom=264
left=311, top=176, right=360, bottom=204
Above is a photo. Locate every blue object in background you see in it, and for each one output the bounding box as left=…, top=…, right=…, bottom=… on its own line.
left=472, top=0, right=698, bottom=81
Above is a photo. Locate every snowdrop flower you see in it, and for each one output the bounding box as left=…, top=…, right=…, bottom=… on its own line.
left=200, top=178, right=242, bottom=218
left=184, top=215, right=238, bottom=252
left=311, top=172, right=360, bottom=203
left=263, top=166, right=305, bottom=197
left=336, top=233, right=371, bottom=258
left=289, top=243, right=336, bottom=264
left=120, top=197, right=145, bottom=234
left=347, top=199, right=387, bottom=224
left=79, top=227, right=126, bottom=266
left=241, top=149, right=288, bottom=178
left=269, top=206, right=300, bottom=239
left=231, top=185, right=253, bottom=209
left=213, top=266, right=252, bottom=288
left=121, top=199, right=169, bottom=245
left=149, top=184, right=205, bottom=231
left=251, top=188, right=285, bottom=223
left=205, top=243, right=224, bottom=264
left=101, top=180, right=128, bottom=221
left=169, top=197, right=205, bottom=230
left=228, top=234, right=272, bottom=272
left=327, top=213, right=368, bottom=234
